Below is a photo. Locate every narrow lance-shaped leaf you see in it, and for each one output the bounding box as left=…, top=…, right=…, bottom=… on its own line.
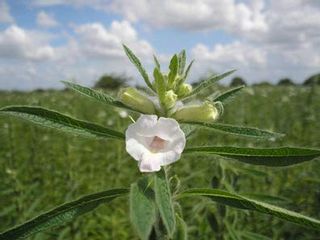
left=0, top=188, right=129, bottom=240
left=184, top=146, right=320, bottom=166
left=168, top=54, right=179, bottom=88
left=62, top=81, right=142, bottom=113
left=211, top=85, right=245, bottom=103
left=184, top=60, right=194, bottom=81
left=154, top=169, right=176, bottom=237
left=177, top=188, right=320, bottom=230
left=0, top=106, right=125, bottom=140
left=130, top=177, right=156, bottom=240
left=123, top=44, right=155, bottom=91
left=178, top=50, right=186, bottom=75
left=153, top=54, right=161, bottom=70
left=184, top=69, right=236, bottom=100
left=182, top=122, right=284, bottom=140
left=174, top=214, right=188, bottom=240
left=153, top=67, right=166, bottom=104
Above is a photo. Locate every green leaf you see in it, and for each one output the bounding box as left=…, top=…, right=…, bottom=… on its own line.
left=123, top=44, right=155, bottom=91
left=242, top=193, right=289, bottom=204
left=177, top=188, right=320, bottom=230
left=153, top=54, right=161, bottom=70
left=130, top=177, right=156, bottom=240
left=211, top=85, right=245, bottom=103
left=0, top=189, right=128, bottom=240
left=178, top=50, right=186, bottom=75
left=184, top=69, right=236, bottom=99
left=241, top=231, right=272, bottom=240
left=174, top=214, right=188, bottom=240
left=153, top=67, right=166, bottom=102
left=182, top=122, right=284, bottom=140
left=184, top=146, right=320, bottom=166
left=184, top=60, right=194, bottom=80
left=168, top=54, right=179, bottom=88
left=154, top=169, right=176, bottom=237
left=0, top=106, right=124, bottom=140
left=62, top=81, right=141, bottom=113
left=180, top=124, right=198, bottom=139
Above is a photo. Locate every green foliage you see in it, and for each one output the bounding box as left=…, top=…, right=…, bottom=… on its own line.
left=153, top=67, right=166, bottom=103
left=178, top=50, right=186, bottom=76
left=0, top=106, right=124, bottom=140
left=153, top=55, right=161, bottom=70
left=154, top=169, right=176, bottom=237
left=93, top=74, right=127, bottom=89
left=122, top=44, right=154, bottom=91
left=184, top=60, right=194, bottom=80
left=130, top=177, right=156, bottom=240
left=168, top=54, right=179, bottom=88
left=0, top=189, right=128, bottom=239
left=174, top=214, right=188, bottom=240
left=211, top=85, right=245, bottom=103
left=62, top=81, right=140, bottom=113
left=184, top=146, right=320, bottom=166
left=178, top=188, right=320, bottom=230
left=185, top=70, right=236, bottom=100
left=182, top=122, right=284, bottom=140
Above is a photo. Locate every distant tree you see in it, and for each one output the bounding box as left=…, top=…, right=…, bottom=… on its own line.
left=278, top=78, right=295, bottom=86
left=230, top=77, right=246, bottom=87
left=94, top=74, right=127, bottom=89
left=303, top=73, right=320, bottom=86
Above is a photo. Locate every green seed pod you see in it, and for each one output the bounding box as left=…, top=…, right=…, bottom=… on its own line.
left=177, top=83, right=192, bottom=97
left=163, top=90, right=178, bottom=109
left=118, top=87, right=156, bottom=114
left=173, top=102, right=219, bottom=123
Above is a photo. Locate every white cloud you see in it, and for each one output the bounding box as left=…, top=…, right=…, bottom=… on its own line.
left=0, top=25, right=56, bottom=61
left=37, top=11, right=59, bottom=28
left=74, top=21, right=153, bottom=59
left=189, top=41, right=267, bottom=84
left=0, top=21, right=156, bottom=90
left=108, top=0, right=268, bottom=34
left=0, top=0, right=14, bottom=23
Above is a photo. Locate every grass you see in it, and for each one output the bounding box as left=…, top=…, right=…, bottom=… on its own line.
left=0, top=85, right=320, bottom=239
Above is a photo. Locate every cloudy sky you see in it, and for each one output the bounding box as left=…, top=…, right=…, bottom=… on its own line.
left=0, top=0, right=319, bottom=90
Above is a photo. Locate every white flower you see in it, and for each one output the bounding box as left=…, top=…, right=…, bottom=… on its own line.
left=125, top=115, right=186, bottom=172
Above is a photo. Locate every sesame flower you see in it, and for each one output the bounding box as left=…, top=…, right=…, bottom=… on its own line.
left=125, top=115, right=186, bottom=172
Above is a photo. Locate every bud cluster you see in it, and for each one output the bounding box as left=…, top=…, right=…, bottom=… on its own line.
left=119, top=47, right=220, bottom=123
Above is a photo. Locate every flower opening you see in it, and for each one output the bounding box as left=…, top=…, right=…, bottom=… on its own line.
left=125, top=115, right=186, bottom=172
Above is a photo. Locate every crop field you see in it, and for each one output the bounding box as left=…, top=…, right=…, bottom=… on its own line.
left=1, top=85, right=320, bottom=239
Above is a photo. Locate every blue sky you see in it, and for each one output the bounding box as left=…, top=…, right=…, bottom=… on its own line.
left=0, top=0, right=319, bottom=90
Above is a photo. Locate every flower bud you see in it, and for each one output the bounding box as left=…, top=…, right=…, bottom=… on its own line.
left=118, top=87, right=156, bottom=114
left=177, top=83, right=192, bottom=97
left=163, top=90, right=177, bottom=109
left=173, top=102, right=219, bottom=123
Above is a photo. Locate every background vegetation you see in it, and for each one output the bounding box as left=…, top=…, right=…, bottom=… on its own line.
left=0, top=83, right=319, bottom=239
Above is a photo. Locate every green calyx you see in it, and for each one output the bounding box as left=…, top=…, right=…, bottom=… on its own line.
left=118, top=87, right=156, bottom=114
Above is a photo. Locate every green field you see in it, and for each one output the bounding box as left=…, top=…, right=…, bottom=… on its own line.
left=1, top=85, right=320, bottom=239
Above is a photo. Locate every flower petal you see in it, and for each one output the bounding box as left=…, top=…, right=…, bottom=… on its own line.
left=126, top=138, right=148, bottom=161
left=158, top=151, right=182, bottom=166
left=133, top=114, right=158, bottom=137
left=138, top=152, right=162, bottom=172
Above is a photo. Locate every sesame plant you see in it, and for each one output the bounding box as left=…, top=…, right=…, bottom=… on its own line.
left=0, top=45, right=320, bottom=240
